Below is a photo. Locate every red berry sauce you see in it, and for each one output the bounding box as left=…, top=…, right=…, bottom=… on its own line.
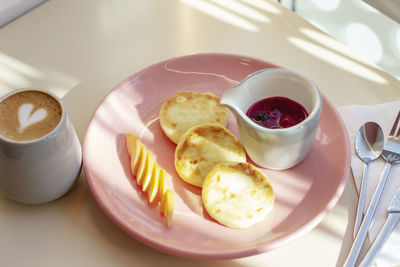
left=246, top=96, right=308, bottom=129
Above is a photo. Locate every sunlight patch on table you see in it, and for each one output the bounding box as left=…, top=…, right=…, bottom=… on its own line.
left=238, top=0, right=282, bottom=14
left=40, top=69, right=81, bottom=99
left=0, top=52, right=80, bottom=98
left=0, top=52, right=41, bottom=92
left=182, top=0, right=259, bottom=32
left=208, top=0, right=270, bottom=23
left=300, top=28, right=358, bottom=58
left=288, top=37, right=387, bottom=84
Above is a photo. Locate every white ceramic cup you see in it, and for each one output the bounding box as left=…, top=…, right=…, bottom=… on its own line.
left=0, top=89, right=82, bottom=204
left=220, top=68, right=322, bottom=170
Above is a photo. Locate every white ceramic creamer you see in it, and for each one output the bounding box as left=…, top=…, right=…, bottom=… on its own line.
left=220, top=68, right=322, bottom=170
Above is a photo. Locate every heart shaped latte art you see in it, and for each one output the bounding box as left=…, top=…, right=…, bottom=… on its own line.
left=18, top=103, right=48, bottom=133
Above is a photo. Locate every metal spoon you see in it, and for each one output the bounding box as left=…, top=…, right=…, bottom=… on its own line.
left=353, top=121, right=384, bottom=238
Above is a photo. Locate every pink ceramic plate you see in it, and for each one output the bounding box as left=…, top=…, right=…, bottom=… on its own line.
left=83, top=53, right=351, bottom=259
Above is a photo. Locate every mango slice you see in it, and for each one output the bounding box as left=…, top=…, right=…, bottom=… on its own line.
left=125, top=133, right=138, bottom=158
left=141, top=153, right=155, bottom=191
left=148, top=165, right=160, bottom=203
left=160, top=190, right=167, bottom=215
left=130, top=141, right=144, bottom=175
left=158, top=168, right=167, bottom=198
left=136, top=150, right=149, bottom=186
left=161, top=189, right=174, bottom=226
left=125, top=133, right=174, bottom=226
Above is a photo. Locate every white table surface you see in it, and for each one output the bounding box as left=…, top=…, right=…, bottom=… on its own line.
left=1, top=1, right=400, bottom=266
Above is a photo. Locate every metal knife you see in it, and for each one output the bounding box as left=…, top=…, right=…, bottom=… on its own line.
left=359, top=187, right=400, bottom=267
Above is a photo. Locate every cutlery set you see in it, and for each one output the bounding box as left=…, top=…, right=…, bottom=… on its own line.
left=345, top=111, right=400, bottom=266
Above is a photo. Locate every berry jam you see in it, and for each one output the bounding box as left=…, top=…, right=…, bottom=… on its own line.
left=246, top=97, right=308, bottom=129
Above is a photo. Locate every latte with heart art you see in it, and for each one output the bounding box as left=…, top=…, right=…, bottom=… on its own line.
left=0, top=90, right=62, bottom=141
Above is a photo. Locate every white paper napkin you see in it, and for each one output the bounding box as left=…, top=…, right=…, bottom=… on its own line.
left=338, top=101, right=400, bottom=267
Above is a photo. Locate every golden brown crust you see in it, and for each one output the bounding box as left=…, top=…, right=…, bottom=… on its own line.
left=174, top=123, right=246, bottom=187
left=159, top=91, right=229, bottom=144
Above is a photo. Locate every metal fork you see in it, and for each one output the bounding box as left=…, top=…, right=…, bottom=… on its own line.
left=345, top=110, right=400, bottom=267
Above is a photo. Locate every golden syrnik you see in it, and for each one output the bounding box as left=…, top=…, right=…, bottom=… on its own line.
left=174, top=123, right=246, bottom=187
left=159, top=91, right=228, bottom=144
left=202, top=162, right=274, bottom=229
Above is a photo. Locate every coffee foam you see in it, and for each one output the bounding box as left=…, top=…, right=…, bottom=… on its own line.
left=18, top=103, right=48, bottom=133
left=0, top=90, right=62, bottom=141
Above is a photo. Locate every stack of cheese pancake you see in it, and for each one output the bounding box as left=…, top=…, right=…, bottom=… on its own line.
left=159, top=91, right=274, bottom=229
